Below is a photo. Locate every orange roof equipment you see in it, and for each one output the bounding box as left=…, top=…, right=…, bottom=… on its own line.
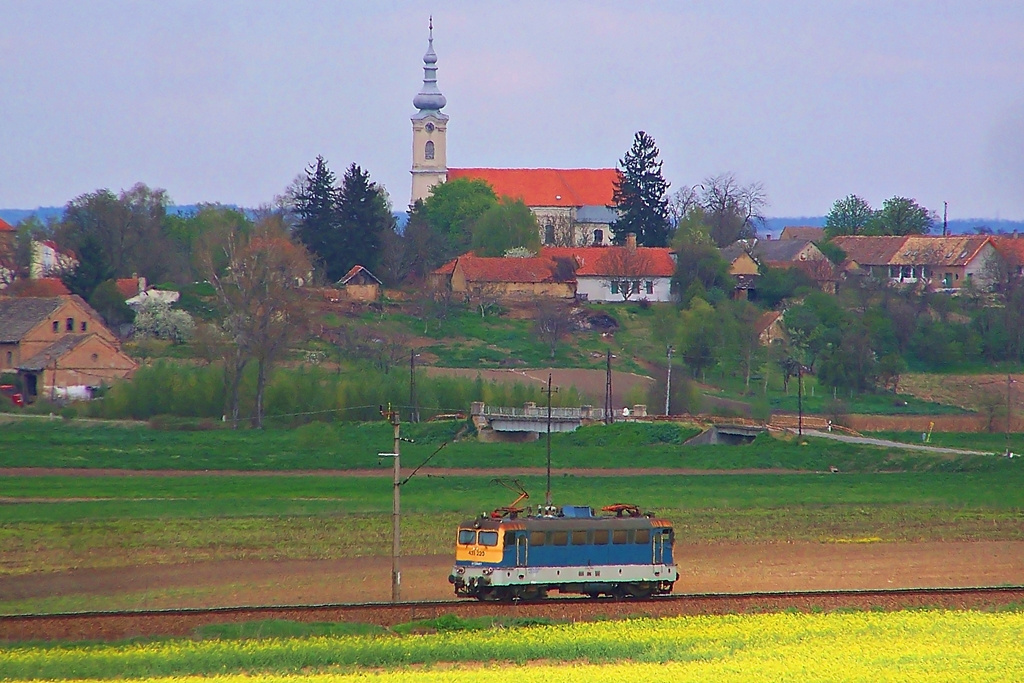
left=446, top=168, right=619, bottom=208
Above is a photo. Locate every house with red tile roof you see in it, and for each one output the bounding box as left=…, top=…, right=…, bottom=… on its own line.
left=408, top=26, right=618, bottom=248
left=542, top=235, right=676, bottom=302
left=830, top=235, right=997, bottom=290
left=436, top=253, right=577, bottom=300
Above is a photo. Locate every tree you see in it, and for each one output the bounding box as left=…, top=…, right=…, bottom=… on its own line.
left=58, top=183, right=174, bottom=282
left=294, top=156, right=341, bottom=276
left=870, top=196, right=935, bottom=236
left=671, top=241, right=733, bottom=306
left=824, top=194, right=877, bottom=237
left=470, top=198, right=540, bottom=257
left=610, top=131, right=671, bottom=247
left=201, top=215, right=312, bottom=428
left=334, top=163, right=394, bottom=280
left=700, top=173, right=767, bottom=247
left=420, top=178, right=498, bottom=258
left=534, top=300, right=570, bottom=359
left=61, top=233, right=113, bottom=300
left=88, top=280, right=135, bottom=331
left=133, top=300, right=196, bottom=343
left=678, top=298, right=722, bottom=381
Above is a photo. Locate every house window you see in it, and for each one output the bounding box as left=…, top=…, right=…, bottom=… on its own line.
left=593, top=229, right=603, bottom=245
left=5, top=351, right=11, bottom=365
left=66, top=317, right=74, bottom=332
left=80, top=321, right=87, bottom=332
left=632, top=280, right=640, bottom=293
left=544, top=223, right=555, bottom=245
left=91, top=353, right=99, bottom=362
left=611, top=281, right=619, bottom=294
left=645, top=281, right=654, bottom=294
left=53, top=321, right=59, bottom=333
left=889, top=266, right=899, bottom=278
left=943, top=272, right=953, bottom=288
left=424, top=140, right=435, bottom=160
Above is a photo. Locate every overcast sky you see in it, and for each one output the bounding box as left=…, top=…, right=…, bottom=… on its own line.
left=2, top=1, right=1023, bottom=219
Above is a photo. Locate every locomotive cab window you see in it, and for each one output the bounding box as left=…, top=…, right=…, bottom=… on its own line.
left=552, top=531, right=568, bottom=546
left=478, top=531, right=499, bottom=547
left=612, top=529, right=629, bottom=544
left=635, top=529, right=651, bottom=544
left=458, top=529, right=477, bottom=545
left=593, top=529, right=609, bottom=545
left=504, top=532, right=516, bottom=547
left=530, top=531, right=546, bottom=546
left=571, top=530, right=587, bottom=545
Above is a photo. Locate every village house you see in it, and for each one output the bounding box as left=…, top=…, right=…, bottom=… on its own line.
left=543, top=235, right=676, bottom=302
left=0, top=296, right=136, bottom=402
left=831, top=235, right=996, bottom=290
left=431, top=253, right=577, bottom=300
left=718, top=244, right=760, bottom=300
left=335, top=265, right=383, bottom=302
left=30, top=240, right=77, bottom=278
left=778, top=226, right=825, bottom=241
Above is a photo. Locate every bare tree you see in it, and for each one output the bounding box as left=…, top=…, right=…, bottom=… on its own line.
left=201, top=214, right=313, bottom=428
left=601, top=247, right=654, bottom=301
left=535, top=300, right=570, bottom=359
left=700, top=173, right=768, bottom=247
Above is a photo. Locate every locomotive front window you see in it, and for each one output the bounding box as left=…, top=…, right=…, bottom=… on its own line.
left=571, top=530, right=587, bottom=545
left=552, top=531, right=568, bottom=546
left=458, top=529, right=477, bottom=545
left=504, top=531, right=515, bottom=546
left=593, top=529, right=609, bottom=545
left=478, top=531, right=499, bottom=547
left=635, top=529, right=651, bottom=544
left=612, top=529, right=628, bottom=544
left=530, top=531, right=546, bottom=546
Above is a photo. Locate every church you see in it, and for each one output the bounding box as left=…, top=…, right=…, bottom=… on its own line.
left=409, top=23, right=618, bottom=247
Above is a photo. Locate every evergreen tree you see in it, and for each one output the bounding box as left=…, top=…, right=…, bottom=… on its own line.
left=294, top=156, right=341, bottom=277
left=611, top=131, right=671, bottom=247
left=335, top=163, right=395, bottom=281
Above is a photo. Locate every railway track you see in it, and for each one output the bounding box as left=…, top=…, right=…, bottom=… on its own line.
left=3, top=586, right=1024, bottom=642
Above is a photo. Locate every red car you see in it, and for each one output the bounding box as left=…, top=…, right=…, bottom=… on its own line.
left=0, top=385, right=24, bottom=407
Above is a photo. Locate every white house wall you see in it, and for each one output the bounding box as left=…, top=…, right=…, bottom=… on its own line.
left=576, top=276, right=674, bottom=303
left=964, top=242, right=998, bottom=286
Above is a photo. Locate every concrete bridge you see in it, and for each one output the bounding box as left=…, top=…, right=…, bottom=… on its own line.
left=470, top=401, right=649, bottom=442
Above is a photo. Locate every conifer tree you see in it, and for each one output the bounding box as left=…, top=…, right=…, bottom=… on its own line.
left=335, top=163, right=395, bottom=281
left=611, top=131, right=671, bottom=247
left=294, top=156, right=341, bottom=277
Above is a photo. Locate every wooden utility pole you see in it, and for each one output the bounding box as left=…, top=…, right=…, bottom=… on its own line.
left=605, top=349, right=613, bottom=424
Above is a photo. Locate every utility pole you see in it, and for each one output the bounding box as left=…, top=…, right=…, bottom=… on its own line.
left=545, top=373, right=560, bottom=507
left=665, top=345, right=674, bottom=416
left=605, top=349, right=613, bottom=424
left=409, top=351, right=419, bottom=423
left=378, top=407, right=402, bottom=602
left=943, top=201, right=948, bottom=236
left=797, top=363, right=803, bottom=437
left=1007, top=373, right=1013, bottom=456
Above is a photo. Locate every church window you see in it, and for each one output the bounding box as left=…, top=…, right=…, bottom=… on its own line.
left=544, top=223, right=555, bottom=245
left=593, top=229, right=604, bottom=245
left=424, top=140, right=435, bottom=160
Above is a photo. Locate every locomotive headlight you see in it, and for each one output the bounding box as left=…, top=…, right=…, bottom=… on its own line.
left=482, top=568, right=494, bottom=575
left=456, top=567, right=465, bottom=575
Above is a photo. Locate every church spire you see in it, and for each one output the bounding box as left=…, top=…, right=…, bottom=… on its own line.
left=412, top=16, right=446, bottom=114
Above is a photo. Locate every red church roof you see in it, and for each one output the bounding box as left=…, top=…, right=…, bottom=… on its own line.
left=446, top=168, right=619, bottom=208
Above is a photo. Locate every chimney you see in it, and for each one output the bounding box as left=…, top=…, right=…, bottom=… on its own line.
left=626, top=233, right=637, bottom=251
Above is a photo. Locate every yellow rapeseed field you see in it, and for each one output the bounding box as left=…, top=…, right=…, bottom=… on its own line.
left=5, top=610, right=1024, bottom=681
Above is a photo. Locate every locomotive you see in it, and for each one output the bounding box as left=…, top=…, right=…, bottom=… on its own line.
left=449, top=499, right=677, bottom=601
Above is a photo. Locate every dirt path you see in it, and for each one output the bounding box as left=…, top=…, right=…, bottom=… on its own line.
left=4, top=542, right=1022, bottom=610
left=797, top=429, right=996, bottom=456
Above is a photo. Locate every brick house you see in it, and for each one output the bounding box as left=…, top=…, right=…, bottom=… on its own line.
left=0, top=296, right=136, bottom=402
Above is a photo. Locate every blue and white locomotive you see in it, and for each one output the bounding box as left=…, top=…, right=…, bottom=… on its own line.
left=449, top=502, right=677, bottom=601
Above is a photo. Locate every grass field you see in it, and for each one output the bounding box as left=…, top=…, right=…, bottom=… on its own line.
left=3, top=470, right=1024, bottom=583
left=0, top=419, right=1019, bottom=472
left=3, top=611, right=1024, bottom=681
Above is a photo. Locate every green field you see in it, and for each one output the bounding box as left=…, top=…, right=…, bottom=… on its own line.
left=1, top=419, right=1019, bottom=472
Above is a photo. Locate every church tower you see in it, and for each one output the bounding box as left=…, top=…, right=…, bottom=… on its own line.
left=410, top=18, right=449, bottom=206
